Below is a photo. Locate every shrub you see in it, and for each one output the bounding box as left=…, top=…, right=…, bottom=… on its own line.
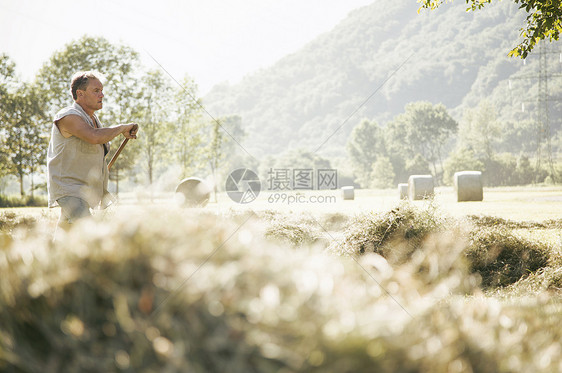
left=0, top=194, right=47, bottom=208
left=514, top=155, right=534, bottom=185
left=482, top=154, right=518, bottom=186
left=443, top=147, right=485, bottom=186
left=405, top=154, right=432, bottom=178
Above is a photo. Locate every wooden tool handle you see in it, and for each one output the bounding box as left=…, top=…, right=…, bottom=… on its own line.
left=108, top=138, right=129, bottom=171
left=107, top=124, right=138, bottom=171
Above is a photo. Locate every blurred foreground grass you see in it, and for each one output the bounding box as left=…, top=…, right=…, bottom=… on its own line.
left=0, top=189, right=561, bottom=372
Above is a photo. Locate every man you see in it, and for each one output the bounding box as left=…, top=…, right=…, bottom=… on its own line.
left=47, top=71, right=138, bottom=229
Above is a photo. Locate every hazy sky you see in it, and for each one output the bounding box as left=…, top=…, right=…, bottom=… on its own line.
left=0, top=0, right=374, bottom=94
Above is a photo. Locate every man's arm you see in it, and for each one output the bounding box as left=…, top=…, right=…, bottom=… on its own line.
left=56, top=115, right=138, bottom=144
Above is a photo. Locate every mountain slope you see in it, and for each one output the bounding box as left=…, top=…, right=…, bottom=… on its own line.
left=203, top=0, right=552, bottom=158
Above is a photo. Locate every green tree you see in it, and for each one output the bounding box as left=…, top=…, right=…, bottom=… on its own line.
left=35, top=35, right=140, bottom=117
left=217, top=115, right=253, bottom=172
left=274, top=148, right=331, bottom=170
left=205, top=115, right=253, bottom=197
left=387, top=101, right=457, bottom=183
left=346, top=119, right=386, bottom=187
left=484, top=153, right=520, bottom=186
left=0, top=54, right=17, bottom=182
left=258, top=148, right=331, bottom=192
left=2, top=84, right=48, bottom=197
left=405, top=154, right=432, bottom=176
left=103, top=47, right=142, bottom=194
left=207, top=119, right=224, bottom=201
left=459, top=100, right=501, bottom=161
left=515, top=154, right=535, bottom=185
left=138, top=69, right=175, bottom=185
left=0, top=53, right=16, bottom=90
left=173, top=76, right=206, bottom=179
left=370, top=156, right=395, bottom=189
left=499, top=119, right=538, bottom=155
left=384, top=122, right=409, bottom=184
left=418, top=0, right=562, bottom=57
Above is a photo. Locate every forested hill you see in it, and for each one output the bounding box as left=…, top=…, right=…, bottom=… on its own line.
left=203, top=0, right=546, bottom=157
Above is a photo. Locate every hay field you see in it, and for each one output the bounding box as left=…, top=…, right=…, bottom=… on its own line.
left=193, top=185, right=562, bottom=220
left=0, top=185, right=561, bottom=372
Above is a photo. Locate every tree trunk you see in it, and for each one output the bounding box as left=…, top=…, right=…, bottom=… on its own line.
left=437, top=147, right=445, bottom=186
left=148, top=159, right=153, bottom=185
left=210, top=161, right=217, bottom=203
left=30, top=172, right=34, bottom=198
left=431, top=161, right=439, bottom=186
left=19, top=172, right=24, bottom=197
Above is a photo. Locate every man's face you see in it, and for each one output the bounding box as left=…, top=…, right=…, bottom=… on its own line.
left=77, top=78, right=104, bottom=112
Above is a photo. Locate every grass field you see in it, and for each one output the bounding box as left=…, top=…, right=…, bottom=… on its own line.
left=0, top=185, right=561, bottom=372
left=197, top=185, right=562, bottom=221
left=3, top=185, right=561, bottom=219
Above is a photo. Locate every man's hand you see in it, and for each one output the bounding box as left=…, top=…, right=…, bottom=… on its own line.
left=123, top=123, right=139, bottom=139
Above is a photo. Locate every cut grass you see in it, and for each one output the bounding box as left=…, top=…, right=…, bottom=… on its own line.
left=465, top=227, right=551, bottom=288
left=466, top=215, right=562, bottom=230
left=331, top=201, right=555, bottom=289
left=331, top=201, right=450, bottom=260
left=1, top=206, right=561, bottom=372
left=0, top=211, right=37, bottom=234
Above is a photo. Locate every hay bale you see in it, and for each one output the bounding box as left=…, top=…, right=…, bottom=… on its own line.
left=454, top=171, right=483, bottom=202
left=175, top=177, right=212, bottom=207
left=398, top=183, right=408, bottom=200
left=408, top=175, right=434, bottom=200
left=341, top=186, right=355, bottom=200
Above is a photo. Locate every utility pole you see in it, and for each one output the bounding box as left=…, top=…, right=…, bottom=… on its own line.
left=536, top=40, right=557, bottom=182
left=510, top=39, right=559, bottom=183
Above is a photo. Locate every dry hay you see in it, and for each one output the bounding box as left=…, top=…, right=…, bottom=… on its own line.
left=334, top=202, right=554, bottom=289
left=0, top=211, right=37, bottom=233
left=467, top=215, right=562, bottom=230
left=465, top=227, right=551, bottom=288
left=332, top=201, right=450, bottom=263
left=264, top=214, right=324, bottom=247
left=0, top=206, right=561, bottom=372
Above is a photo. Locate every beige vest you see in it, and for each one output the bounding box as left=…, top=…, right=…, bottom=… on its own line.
left=47, top=102, right=111, bottom=208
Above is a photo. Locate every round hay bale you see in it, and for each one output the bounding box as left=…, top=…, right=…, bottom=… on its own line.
left=408, top=175, right=434, bottom=200
left=341, top=186, right=355, bottom=200
left=175, top=177, right=212, bottom=207
left=454, top=171, right=483, bottom=202
left=398, top=183, right=408, bottom=200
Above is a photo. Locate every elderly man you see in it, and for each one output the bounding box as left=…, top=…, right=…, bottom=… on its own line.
left=47, top=71, right=138, bottom=229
